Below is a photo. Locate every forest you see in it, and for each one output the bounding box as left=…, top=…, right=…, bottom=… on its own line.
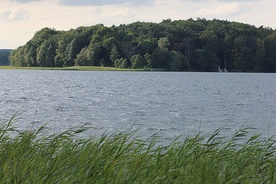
left=9, top=18, right=276, bottom=72
left=0, top=49, right=12, bottom=65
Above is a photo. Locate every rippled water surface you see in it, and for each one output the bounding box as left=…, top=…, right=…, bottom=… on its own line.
left=1, top=70, right=275, bottom=140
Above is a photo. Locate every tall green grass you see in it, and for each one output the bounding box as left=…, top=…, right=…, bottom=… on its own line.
left=0, top=118, right=275, bottom=183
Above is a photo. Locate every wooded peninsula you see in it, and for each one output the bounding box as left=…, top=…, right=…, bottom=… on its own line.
left=0, top=49, right=12, bottom=66
left=9, top=18, right=276, bottom=72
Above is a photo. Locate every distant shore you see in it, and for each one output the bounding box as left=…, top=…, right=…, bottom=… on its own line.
left=0, top=65, right=165, bottom=71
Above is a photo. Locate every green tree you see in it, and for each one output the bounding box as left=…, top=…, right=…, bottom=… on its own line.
left=9, top=19, right=276, bottom=72
left=255, top=38, right=266, bottom=72
left=144, top=53, right=152, bottom=68
left=109, top=46, right=120, bottom=64
left=64, top=38, right=81, bottom=66
left=137, top=38, right=156, bottom=55
left=119, top=39, right=137, bottom=62
left=192, top=49, right=218, bottom=72
left=158, top=37, right=170, bottom=49
left=199, top=29, right=219, bottom=71
left=200, top=29, right=219, bottom=54
left=192, top=49, right=205, bottom=71
left=75, top=47, right=90, bottom=66
left=233, top=37, right=246, bottom=71
left=264, top=32, right=276, bottom=72
left=45, top=40, right=56, bottom=67
left=151, top=47, right=171, bottom=68
left=168, top=51, right=189, bottom=71
left=114, top=58, right=128, bottom=68
left=131, top=54, right=144, bottom=69
left=24, top=42, right=37, bottom=66
left=0, top=50, right=12, bottom=65
left=54, top=55, right=63, bottom=67
left=74, top=44, right=100, bottom=66
left=32, top=28, right=58, bottom=45
left=36, top=41, right=47, bottom=67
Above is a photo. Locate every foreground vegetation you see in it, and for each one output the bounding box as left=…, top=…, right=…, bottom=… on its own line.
left=9, top=18, right=276, bottom=72
left=0, top=118, right=275, bottom=183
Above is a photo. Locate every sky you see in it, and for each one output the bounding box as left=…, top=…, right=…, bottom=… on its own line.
left=1, top=0, right=276, bottom=49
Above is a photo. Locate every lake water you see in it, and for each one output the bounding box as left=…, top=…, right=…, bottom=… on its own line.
left=0, top=70, right=275, bottom=141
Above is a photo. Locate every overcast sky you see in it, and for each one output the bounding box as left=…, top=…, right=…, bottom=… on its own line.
left=1, top=0, right=275, bottom=49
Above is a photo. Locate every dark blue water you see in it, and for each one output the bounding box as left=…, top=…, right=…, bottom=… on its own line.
left=1, top=70, right=275, bottom=141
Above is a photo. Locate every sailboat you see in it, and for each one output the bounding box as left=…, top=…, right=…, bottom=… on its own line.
left=218, top=55, right=228, bottom=72
left=223, top=55, right=228, bottom=72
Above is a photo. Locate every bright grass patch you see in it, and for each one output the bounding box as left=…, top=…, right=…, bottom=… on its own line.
left=0, top=117, right=275, bottom=183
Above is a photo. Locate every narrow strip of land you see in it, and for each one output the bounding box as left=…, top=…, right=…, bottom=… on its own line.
left=0, top=65, right=163, bottom=71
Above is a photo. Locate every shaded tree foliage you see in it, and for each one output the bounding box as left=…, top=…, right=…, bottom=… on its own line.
left=0, top=49, right=12, bottom=65
left=10, top=18, right=276, bottom=72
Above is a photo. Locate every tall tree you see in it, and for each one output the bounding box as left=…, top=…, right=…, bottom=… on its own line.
left=36, top=41, right=47, bottom=67
left=255, top=38, right=266, bottom=72
left=265, top=32, right=276, bottom=72
left=109, top=46, right=120, bottom=64
left=131, top=54, right=144, bottom=69
left=168, top=51, right=189, bottom=71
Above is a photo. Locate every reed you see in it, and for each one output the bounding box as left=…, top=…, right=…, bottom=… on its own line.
left=0, top=119, right=275, bottom=183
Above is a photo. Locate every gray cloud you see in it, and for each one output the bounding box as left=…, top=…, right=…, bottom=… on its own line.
left=59, top=0, right=154, bottom=6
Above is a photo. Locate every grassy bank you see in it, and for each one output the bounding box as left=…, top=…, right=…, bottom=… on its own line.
left=0, top=119, right=275, bottom=183
left=0, top=65, right=165, bottom=71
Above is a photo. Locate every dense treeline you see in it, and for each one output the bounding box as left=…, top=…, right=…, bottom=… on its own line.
left=0, top=49, right=12, bottom=65
left=10, top=18, right=276, bottom=72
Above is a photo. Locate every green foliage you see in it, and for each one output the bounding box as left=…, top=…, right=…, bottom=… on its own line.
left=109, top=46, right=120, bottom=63
left=168, top=51, right=189, bottom=71
left=0, top=49, right=12, bottom=65
left=144, top=53, right=152, bottom=68
left=131, top=54, right=144, bottom=69
left=151, top=47, right=171, bottom=68
left=158, top=37, right=170, bottom=49
left=74, top=47, right=92, bottom=66
left=0, top=118, right=275, bottom=183
left=9, top=19, right=276, bottom=72
left=114, top=58, right=128, bottom=68
left=265, top=32, right=276, bottom=72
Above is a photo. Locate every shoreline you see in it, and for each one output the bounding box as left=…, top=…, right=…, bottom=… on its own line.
left=0, top=65, right=166, bottom=71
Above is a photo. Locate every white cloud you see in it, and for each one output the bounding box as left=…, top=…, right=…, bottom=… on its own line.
left=11, top=0, right=40, bottom=2
left=8, top=7, right=29, bottom=21
left=114, top=7, right=136, bottom=19
left=1, top=8, right=29, bottom=22
left=179, top=0, right=259, bottom=2
left=196, top=3, right=244, bottom=17
left=0, top=9, right=12, bottom=21
left=58, top=0, right=154, bottom=6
